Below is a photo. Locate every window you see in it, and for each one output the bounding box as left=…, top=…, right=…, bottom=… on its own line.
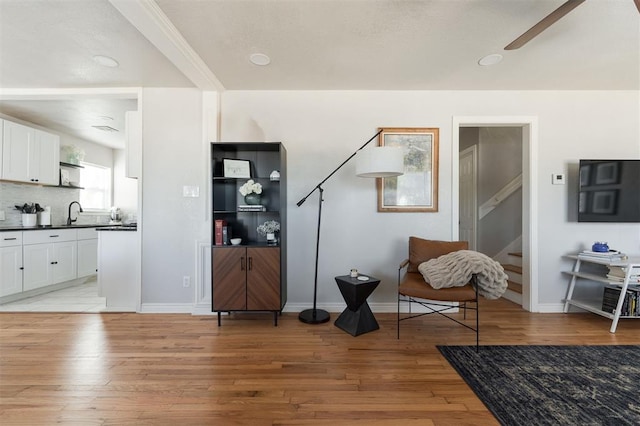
left=79, top=162, right=112, bottom=211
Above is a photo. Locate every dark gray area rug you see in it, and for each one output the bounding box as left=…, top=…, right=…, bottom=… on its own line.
left=438, top=345, right=640, bottom=426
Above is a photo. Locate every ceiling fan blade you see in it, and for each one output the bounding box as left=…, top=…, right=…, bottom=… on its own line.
left=504, top=0, right=586, bottom=50
left=634, top=0, right=640, bottom=14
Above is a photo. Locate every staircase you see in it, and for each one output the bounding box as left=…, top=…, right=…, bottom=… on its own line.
left=501, top=252, right=523, bottom=304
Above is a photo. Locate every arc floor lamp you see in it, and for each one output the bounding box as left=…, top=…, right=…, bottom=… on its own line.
left=297, top=129, right=405, bottom=324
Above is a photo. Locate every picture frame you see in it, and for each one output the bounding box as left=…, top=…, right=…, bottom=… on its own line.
left=377, top=127, right=439, bottom=212
left=223, top=159, right=251, bottom=178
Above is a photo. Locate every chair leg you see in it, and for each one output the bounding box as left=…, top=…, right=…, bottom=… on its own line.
left=397, top=297, right=400, bottom=339
left=475, top=281, right=479, bottom=353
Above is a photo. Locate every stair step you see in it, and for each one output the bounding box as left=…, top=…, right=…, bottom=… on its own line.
left=502, top=263, right=522, bottom=274
left=508, top=252, right=523, bottom=258
left=507, top=279, right=522, bottom=294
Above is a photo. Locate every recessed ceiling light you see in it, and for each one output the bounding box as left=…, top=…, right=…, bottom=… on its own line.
left=92, top=55, right=119, bottom=68
left=478, top=53, right=503, bottom=66
left=249, top=53, right=271, bottom=66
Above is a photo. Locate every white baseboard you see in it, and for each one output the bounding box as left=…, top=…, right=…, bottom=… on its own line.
left=536, top=303, right=565, bottom=313
left=139, top=303, right=195, bottom=313
left=502, top=289, right=523, bottom=305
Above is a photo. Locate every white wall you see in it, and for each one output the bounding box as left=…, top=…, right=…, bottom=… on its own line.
left=140, top=88, right=209, bottom=305
left=215, top=90, right=640, bottom=312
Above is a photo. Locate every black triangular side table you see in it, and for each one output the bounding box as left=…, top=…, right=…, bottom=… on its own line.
left=334, top=274, right=380, bottom=336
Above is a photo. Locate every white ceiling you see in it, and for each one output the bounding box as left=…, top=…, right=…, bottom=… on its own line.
left=0, top=0, right=638, bottom=149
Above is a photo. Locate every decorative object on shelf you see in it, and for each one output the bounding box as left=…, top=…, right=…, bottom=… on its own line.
left=223, top=159, right=251, bottom=178
left=239, top=179, right=263, bottom=205
left=270, top=170, right=280, bottom=181
left=296, top=128, right=404, bottom=325
left=230, top=238, right=242, bottom=246
left=257, top=220, right=280, bottom=245
left=60, top=169, right=70, bottom=186
left=61, top=145, right=85, bottom=165
left=592, top=241, right=609, bottom=252
left=375, top=127, right=439, bottom=212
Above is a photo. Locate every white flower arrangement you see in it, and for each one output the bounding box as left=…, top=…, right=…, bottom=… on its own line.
left=257, top=220, right=280, bottom=236
left=238, top=179, right=263, bottom=196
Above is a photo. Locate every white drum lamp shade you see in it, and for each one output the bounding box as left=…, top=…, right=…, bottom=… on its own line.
left=356, top=146, right=404, bottom=178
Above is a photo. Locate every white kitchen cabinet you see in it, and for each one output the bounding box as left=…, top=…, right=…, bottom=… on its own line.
left=1, top=120, right=60, bottom=185
left=77, top=228, right=98, bottom=278
left=125, top=110, right=141, bottom=179
left=23, top=229, right=77, bottom=291
left=0, top=232, right=23, bottom=297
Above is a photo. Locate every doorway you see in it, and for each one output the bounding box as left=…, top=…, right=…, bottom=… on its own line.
left=452, top=116, right=539, bottom=313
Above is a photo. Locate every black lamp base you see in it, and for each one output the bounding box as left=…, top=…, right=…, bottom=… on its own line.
left=299, top=308, right=330, bottom=324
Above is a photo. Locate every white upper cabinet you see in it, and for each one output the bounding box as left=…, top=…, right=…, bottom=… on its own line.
left=125, top=110, right=141, bottom=179
left=1, top=120, right=60, bottom=185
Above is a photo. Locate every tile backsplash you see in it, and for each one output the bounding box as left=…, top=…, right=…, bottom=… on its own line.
left=0, top=182, right=111, bottom=226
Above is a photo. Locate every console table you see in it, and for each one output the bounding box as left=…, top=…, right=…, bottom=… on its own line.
left=563, top=254, right=640, bottom=333
left=334, top=274, right=380, bottom=336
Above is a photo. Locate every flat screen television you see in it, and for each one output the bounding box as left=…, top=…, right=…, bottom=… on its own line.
left=578, top=159, right=640, bottom=223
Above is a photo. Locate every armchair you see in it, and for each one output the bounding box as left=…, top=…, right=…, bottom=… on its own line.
left=397, top=237, right=479, bottom=351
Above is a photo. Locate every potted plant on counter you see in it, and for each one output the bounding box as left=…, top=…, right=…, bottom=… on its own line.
left=15, top=203, right=44, bottom=227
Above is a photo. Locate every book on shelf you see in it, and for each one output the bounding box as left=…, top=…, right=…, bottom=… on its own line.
left=214, top=219, right=226, bottom=246
left=602, top=285, right=640, bottom=316
left=222, top=225, right=231, bottom=245
left=606, top=275, right=640, bottom=283
left=238, top=205, right=266, bottom=212
left=578, top=250, right=626, bottom=261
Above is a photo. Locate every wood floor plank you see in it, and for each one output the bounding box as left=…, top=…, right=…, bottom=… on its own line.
left=1, top=297, right=639, bottom=425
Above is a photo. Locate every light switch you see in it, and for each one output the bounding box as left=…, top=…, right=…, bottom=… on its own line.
left=552, top=173, right=565, bottom=185
left=0, top=210, right=5, bottom=221
left=183, top=185, right=200, bottom=197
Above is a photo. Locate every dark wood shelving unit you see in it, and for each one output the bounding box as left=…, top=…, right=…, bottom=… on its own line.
left=211, top=142, right=287, bottom=326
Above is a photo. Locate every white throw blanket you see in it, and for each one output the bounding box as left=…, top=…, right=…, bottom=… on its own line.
left=417, top=250, right=508, bottom=299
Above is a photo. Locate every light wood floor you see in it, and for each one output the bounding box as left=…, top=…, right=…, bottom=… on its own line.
left=1, top=298, right=639, bottom=425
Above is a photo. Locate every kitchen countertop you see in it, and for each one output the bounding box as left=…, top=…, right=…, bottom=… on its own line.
left=0, top=224, right=136, bottom=232
left=96, top=225, right=137, bottom=231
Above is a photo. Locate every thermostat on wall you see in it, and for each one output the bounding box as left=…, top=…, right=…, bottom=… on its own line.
left=552, top=173, right=565, bottom=185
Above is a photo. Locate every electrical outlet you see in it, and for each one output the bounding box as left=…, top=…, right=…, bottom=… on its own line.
left=0, top=210, right=5, bottom=221
left=182, top=276, right=191, bottom=287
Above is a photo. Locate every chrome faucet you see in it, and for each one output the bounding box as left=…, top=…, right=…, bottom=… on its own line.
left=67, top=201, right=83, bottom=226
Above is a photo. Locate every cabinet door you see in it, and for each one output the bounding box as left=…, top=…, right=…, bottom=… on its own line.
left=23, top=243, right=53, bottom=291
left=0, top=246, right=23, bottom=297
left=77, top=238, right=98, bottom=278
left=53, top=241, right=77, bottom=283
left=34, top=130, right=60, bottom=185
left=2, top=120, right=32, bottom=182
left=247, top=247, right=280, bottom=310
left=212, top=247, right=246, bottom=310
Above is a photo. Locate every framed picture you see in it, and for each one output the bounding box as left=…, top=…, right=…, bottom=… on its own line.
left=594, top=162, right=619, bottom=185
left=591, top=190, right=617, bottom=214
left=223, top=159, right=251, bottom=178
left=377, top=127, right=439, bottom=212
